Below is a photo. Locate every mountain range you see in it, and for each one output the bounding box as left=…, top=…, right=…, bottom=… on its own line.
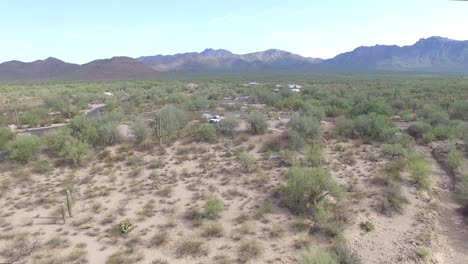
left=0, top=36, right=467, bottom=81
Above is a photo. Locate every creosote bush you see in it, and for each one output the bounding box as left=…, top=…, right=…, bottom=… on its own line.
left=7, top=135, right=41, bottom=164
left=193, top=123, right=217, bottom=142
left=299, top=247, right=338, bottom=264
left=204, top=196, right=224, bottom=219
left=247, top=111, right=268, bottom=134
left=283, top=167, right=343, bottom=214
left=238, top=152, right=257, bottom=172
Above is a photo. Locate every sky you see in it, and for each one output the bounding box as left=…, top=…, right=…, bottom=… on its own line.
left=1, top=0, right=468, bottom=64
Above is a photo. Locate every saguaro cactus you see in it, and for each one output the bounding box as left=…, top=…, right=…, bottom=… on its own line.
left=66, top=190, right=73, bottom=217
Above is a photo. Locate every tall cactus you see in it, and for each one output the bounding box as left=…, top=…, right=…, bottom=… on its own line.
left=66, top=190, right=73, bottom=218
left=61, top=203, right=67, bottom=224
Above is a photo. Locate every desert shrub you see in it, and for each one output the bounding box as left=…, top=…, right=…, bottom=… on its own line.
left=335, top=116, right=354, bottom=138
left=353, top=113, right=396, bottom=141
left=175, top=238, right=207, bottom=258
left=202, top=222, right=224, bottom=237
left=238, top=152, right=257, bottom=172
left=417, top=247, right=431, bottom=261
left=457, top=173, right=468, bottom=211
left=0, top=127, right=15, bottom=150
left=382, top=144, right=406, bottom=158
left=238, top=240, right=263, bottom=263
left=204, top=196, right=224, bottom=219
left=132, top=119, right=151, bottom=145
left=158, top=105, right=190, bottom=137
left=332, top=239, right=361, bottom=264
left=306, top=144, right=322, bottom=167
left=287, top=128, right=306, bottom=150
left=60, top=137, right=92, bottom=165
left=447, top=148, right=463, bottom=169
left=336, top=114, right=396, bottom=141
left=21, top=108, right=49, bottom=127
left=283, top=167, right=343, bottom=214
left=407, top=122, right=432, bottom=139
left=105, top=252, right=144, bottom=264
left=450, top=101, right=468, bottom=120
left=288, top=112, right=322, bottom=140
left=43, top=128, right=91, bottom=165
left=193, top=123, right=217, bottom=142
left=261, top=138, right=281, bottom=152
left=216, top=114, right=238, bottom=137
left=350, top=100, right=392, bottom=117
left=407, top=153, right=431, bottom=190
left=253, top=89, right=279, bottom=106
left=299, top=247, right=338, bottom=264
left=247, top=111, right=268, bottom=134
left=7, top=135, right=41, bottom=164
left=432, top=126, right=449, bottom=140
left=3, top=234, right=39, bottom=262
left=32, top=160, right=50, bottom=174
left=422, top=132, right=435, bottom=143
left=118, top=219, right=136, bottom=234
left=148, top=231, right=169, bottom=247
left=379, top=183, right=407, bottom=216
left=359, top=221, right=375, bottom=232
left=419, top=105, right=450, bottom=126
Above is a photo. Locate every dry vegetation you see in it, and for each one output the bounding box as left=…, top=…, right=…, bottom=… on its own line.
left=0, top=76, right=467, bottom=264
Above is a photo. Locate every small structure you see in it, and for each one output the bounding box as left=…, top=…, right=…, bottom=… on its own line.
left=291, top=88, right=301, bottom=93
left=104, top=92, right=114, bottom=97
left=244, top=82, right=259, bottom=87
left=288, top=84, right=302, bottom=89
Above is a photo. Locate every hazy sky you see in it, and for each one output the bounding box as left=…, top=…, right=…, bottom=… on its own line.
left=1, top=0, right=467, bottom=63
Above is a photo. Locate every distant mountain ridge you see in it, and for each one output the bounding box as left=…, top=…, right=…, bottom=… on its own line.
left=325, top=37, right=468, bottom=71
left=0, top=36, right=467, bottom=81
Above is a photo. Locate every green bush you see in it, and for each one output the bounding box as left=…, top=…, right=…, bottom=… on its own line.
left=450, top=101, right=468, bottom=120
left=299, top=247, right=338, bottom=264
left=204, top=196, right=224, bottom=219
left=432, top=126, right=449, bottom=140
left=175, top=237, right=207, bottom=258
left=359, top=221, right=375, bottom=232
left=216, top=114, right=238, bottom=137
left=21, top=108, right=49, bottom=127
left=407, top=153, right=431, bottom=190
left=7, top=135, right=41, bottom=164
left=332, top=239, right=362, bottom=264
left=287, top=128, right=306, bottom=151
left=350, top=100, right=392, bottom=117
left=382, top=144, right=406, bottom=158
left=239, top=240, right=264, bottom=263
left=353, top=114, right=396, bottom=141
left=306, top=144, right=322, bottom=167
left=60, top=137, right=92, bottom=166
left=408, top=122, right=432, bottom=139
left=158, top=105, right=190, bottom=137
left=238, top=152, right=257, bottom=172
left=379, top=183, right=407, bottom=216
left=457, top=173, right=468, bottom=211
left=193, top=123, right=217, bottom=142
left=118, top=219, right=136, bottom=234
left=131, top=120, right=151, bottom=145
left=283, top=167, right=343, bottom=214
left=335, top=116, right=354, bottom=138
left=247, top=111, right=268, bottom=134
left=422, top=132, right=435, bottom=144
left=447, top=148, right=463, bottom=169
left=288, top=112, right=322, bottom=141
left=0, top=127, right=15, bottom=150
